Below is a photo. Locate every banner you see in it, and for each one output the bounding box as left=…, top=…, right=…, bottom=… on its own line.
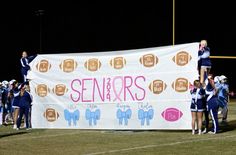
left=28, top=43, right=199, bottom=129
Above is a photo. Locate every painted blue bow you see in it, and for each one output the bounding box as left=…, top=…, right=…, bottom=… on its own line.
left=116, top=109, right=132, bottom=125
left=64, top=109, right=80, bottom=126
left=138, top=109, right=154, bottom=126
left=85, top=109, right=100, bottom=126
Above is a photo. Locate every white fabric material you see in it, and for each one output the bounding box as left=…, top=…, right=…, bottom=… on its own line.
left=28, top=43, right=199, bottom=129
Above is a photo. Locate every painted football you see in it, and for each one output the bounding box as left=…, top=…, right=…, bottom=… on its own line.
left=52, top=84, right=68, bottom=96
left=172, top=51, right=192, bottom=66
left=35, top=84, right=50, bottom=97
left=110, top=57, right=126, bottom=69
left=84, top=58, right=101, bottom=72
left=43, top=108, right=59, bottom=122
left=36, top=59, right=51, bottom=73
left=139, top=54, right=158, bottom=67
left=161, top=108, right=183, bottom=122
left=59, top=59, right=77, bottom=73
left=149, top=79, right=167, bottom=94
left=172, top=78, right=190, bottom=92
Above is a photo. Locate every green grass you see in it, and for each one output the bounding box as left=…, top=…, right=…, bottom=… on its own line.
left=1, top=99, right=236, bottom=155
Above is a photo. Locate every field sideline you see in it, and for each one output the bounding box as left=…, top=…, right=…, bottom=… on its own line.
left=1, top=99, right=236, bottom=155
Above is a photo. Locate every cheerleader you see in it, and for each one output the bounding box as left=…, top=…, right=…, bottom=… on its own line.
left=20, top=51, right=37, bottom=82
left=16, top=83, right=32, bottom=130
left=198, top=40, right=212, bottom=85
left=12, top=81, right=21, bottom=129
left=1, top=80, right=9, bottom=125
left=216, top=75, right=229, bottom=124
left=190, top=80, right=205, bottom=135
left=205, top=75, right=219, bottom=134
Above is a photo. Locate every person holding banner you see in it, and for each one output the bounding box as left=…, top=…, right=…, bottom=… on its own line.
left=190, top=79, right=205, bottom=135
left=16, top=83, right=32, bottom=130
left=20, top=51, right=37, bottom=82
left=205, top=75, right=219, bottom=134
left=198, top=40, right=211, bottom=85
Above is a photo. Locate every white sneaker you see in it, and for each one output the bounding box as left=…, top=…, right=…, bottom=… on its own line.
left=198, top=131, right=202, bottom=135
left=208, top=131, right=216, bottom=134
left=13, top=124, right=17, bottom=129
left=16, top=128, right=19, bottom=130
left=202, top=128, right=208, bottom=134
left=218, top=111, right=222, bottom=115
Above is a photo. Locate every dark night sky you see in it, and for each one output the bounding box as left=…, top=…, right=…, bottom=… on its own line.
left=0, top=1, right=235, bottom=90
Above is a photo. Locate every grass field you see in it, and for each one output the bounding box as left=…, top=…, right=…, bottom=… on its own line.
left=1, top=99, right=236, bottom=155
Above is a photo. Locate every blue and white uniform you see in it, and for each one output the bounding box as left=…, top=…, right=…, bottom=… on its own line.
left=216, top=82, right=229, bottom=121
left=1, top=86, right=9, bottom=114
left=198, top=47, right=212, bottom=69
left=216, top=83, right=229, bottom=108
left=190, top=88, right=205, bottom=112
left=12, top=87, right=21, bottom=109
left=205, top=79, right=219, bottom=133
left=17, top=90, right=32, bottom=129
left=20, top=55, right=37, bottom=82
left=0, top=86, right=3, bottom=125
left=20, top=57, right=30, bottom=82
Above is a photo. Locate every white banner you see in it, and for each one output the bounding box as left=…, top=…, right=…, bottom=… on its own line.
left=28, top=43, right=199, bottom=129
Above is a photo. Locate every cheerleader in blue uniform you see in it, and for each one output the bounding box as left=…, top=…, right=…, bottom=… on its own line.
left=1, top=81, right=9, bottom=125
left=205, top=75, right=219, bottom=134
left=12, top=81, right=21, bottom=129
left=20, top=51, right=37, bottom=82
left=216, top=75, right=229, bottom=124
left=198, top=40, right=211, bottom=85
left=16, top=83, right=32, bottom=130
left=190, top=80, right=205, bottom=135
